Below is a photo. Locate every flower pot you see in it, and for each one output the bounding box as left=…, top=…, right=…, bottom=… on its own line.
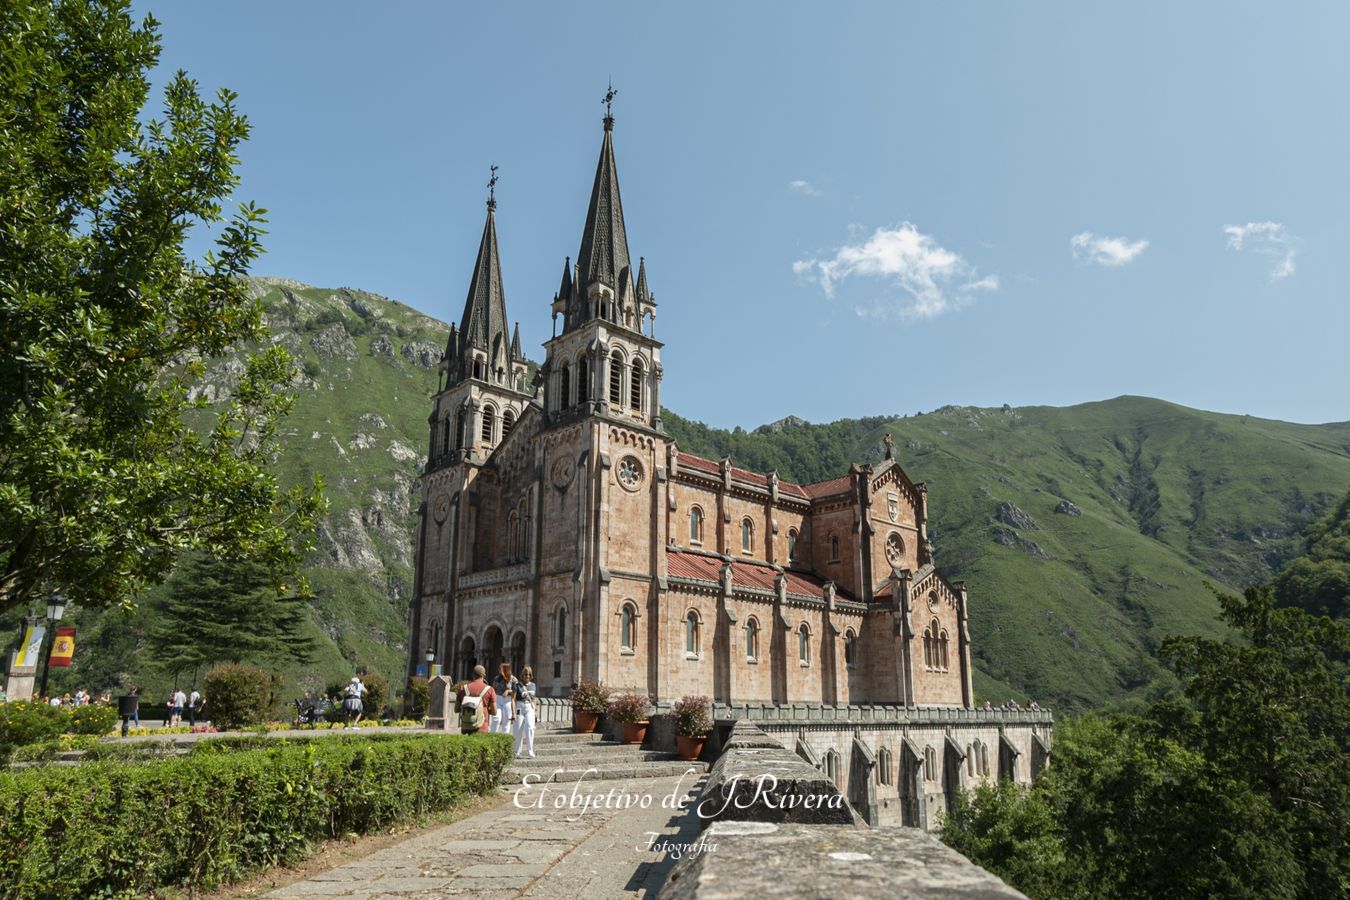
left=575, top=710, right=601, bottom=733
left=676, top=734, right=706, bottom=761
left=621, top=720, right=650, bottom=745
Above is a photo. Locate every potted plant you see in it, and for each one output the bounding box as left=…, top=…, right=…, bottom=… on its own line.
left=570, top=680, right=610, bottom=733
left=672, top=695, right=712, bottom=760
left=606, top=692, right=652, bottom=744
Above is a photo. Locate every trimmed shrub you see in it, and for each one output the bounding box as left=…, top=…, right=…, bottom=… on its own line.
left=361, top=673, right=388, bottom=719
left=0, top=733, right=512, bottom=896
left=606, top=692, right=651, bottom=724
left=405, top=677, right=429, bottom=719
left=202, top=663, right=278, bottom=730
left=671, top=695, right=712, bottom=737
left=67, top=704, right=118, bottom=736
left=0, top=701, right=67, bottom=755
left=570, top=679, right=610, bottom=714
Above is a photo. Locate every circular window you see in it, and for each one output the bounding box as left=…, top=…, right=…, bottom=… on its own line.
left=885, top=533, right=904, bottom=564
left=617, top=455, right=644, bottom=491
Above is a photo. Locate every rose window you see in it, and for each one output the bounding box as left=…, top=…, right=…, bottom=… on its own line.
left=885, top=533, right=904, bottom=564
left=618, top=456, right=643, bottom=489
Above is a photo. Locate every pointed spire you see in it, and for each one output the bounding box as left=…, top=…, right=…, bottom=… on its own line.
left=557, top=256, right=572, bottom=300
left=576, top=100, right=632, bottom=293
left=635, top=256, right=649, bottom=303
left=451, top=170, right=511, bottom=383
left=510, top=321, right=522, bottom=359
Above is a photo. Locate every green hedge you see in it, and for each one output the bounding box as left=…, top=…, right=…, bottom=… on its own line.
left=0, top=733, right=512, bottom=898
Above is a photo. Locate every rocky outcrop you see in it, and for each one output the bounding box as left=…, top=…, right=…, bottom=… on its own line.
left=310, top=322, right=357, bottom=359
left=369, top=333, right=395, bottom=358
left=994, top=527, right=1051, bottom=560
left=1055, top=499, right=1083, bottom=517
left=400, top=341, right=440, bottom=368
left=186, top=357, right=246, bottom=404
left=997, top=500, right=1039, bottom=531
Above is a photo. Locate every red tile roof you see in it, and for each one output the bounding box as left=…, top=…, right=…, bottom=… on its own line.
left=676, top=452, right=720, bottom=475
left=666, top=550, right=854, bottom=600
left=801, top=474, right=854, bottom=499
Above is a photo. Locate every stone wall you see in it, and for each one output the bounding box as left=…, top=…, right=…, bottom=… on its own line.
left=663, top=720, right=1026, bottom=899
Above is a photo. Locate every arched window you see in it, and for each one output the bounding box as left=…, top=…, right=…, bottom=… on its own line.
left=510, top=631, right=526, bottom=674
left=630, top=357, right=644, bottom=412
left=578, top=357, right=590, bottom=402
left=455, top=410, right=467, bottom=450
left=844, top=629, right=857, bottom=668
left=689, top=506, right=703, bottom=544
left=481, top=405, right=495, bottom=444
left=981, top=742, right=990, bottom=777
left=823, top=749, right=840, bottom=785
left=502, top=408, right=515, bottom=439
left=459, top=635, right=477, bottom=681
left=506, top=512, right=517, bottom=560
left=620, top=602, right=636, bottom=650
left=555, top=603, right=568, bottom=650
left=925, top=746, right=937, bottom=781
left=787, top=528, right=797, bottom=561
left=745, top=617, right=759, bottom=660
left=685, top=610, right=701, bottom=656
left=924, top=618, right=939, bottom=670
left=441, top=417, right=450, bottom=456
left=473, top=358, right=485, bottom=380
left=560, top=364, right=571, bottom=408
left=878, top=746, right=894, bottom=786
left=967, top=745, right=975, bottom=777
left=741, top=518, right=754, bottom=554
left=797, top=623, right=810, bottom=665
left=609, top=350, right=623, bottom=404
left=939, top=629, right=950, bottom=671
left=829, top=534, right=840, bottom=562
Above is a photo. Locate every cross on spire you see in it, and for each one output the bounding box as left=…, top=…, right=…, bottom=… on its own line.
left=487, top=164, right=499, bottom=208
left=603, top=80, right=617, bottom=128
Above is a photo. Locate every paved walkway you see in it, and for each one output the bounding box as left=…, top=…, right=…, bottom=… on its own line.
left=264, top=771, right=707, bottom=899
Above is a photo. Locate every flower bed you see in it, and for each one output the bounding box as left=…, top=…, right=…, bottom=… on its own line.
left=0, top=733, right=512, bottom=896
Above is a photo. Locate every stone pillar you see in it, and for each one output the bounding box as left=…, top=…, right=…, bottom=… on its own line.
left=893, top=571, right=916, bottom=707
left=956, top=582, right=974, bottom=709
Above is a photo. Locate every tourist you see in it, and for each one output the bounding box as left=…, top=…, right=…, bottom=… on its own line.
left=343, top=676, right=366, bottom=730
left=1028, top=698, right=1040, bottom=711
left=188, top=687, right=202, bottom=725
left=983, top=699, right=993, bottom=710
left=162, top=691, right=174, bottom=726
left=492, top=663, right=520, bottom=735
left=514, top=666, right=537, bottom=759
left=171, top=686, right=187, bottom=726
left=73, top=688, right=86, bottom=706
left=455, top=665, right=495, bottom=734
left=129, top=686, right=140, bottom=726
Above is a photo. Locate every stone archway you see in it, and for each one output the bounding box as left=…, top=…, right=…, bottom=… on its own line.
left=900, top=742, right=924, bottom=828
left=943, top=740, right=964, bottom=816
left=459, top=635, right=478, bottom=681
left=510, top=630, right=526, bottom=675
left=482, top=626, right=505, bottom=677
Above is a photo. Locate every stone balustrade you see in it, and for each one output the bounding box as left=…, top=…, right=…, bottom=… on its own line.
left=663, top=719, right=1027, bottom=899
left=713, top=701, right=1053, bottom=727
left=456, top=562, right=531, bottom=589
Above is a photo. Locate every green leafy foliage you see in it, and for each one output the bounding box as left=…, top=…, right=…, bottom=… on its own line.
left=671, top=695, right=712, bottom=737
left=66, top=703, right=117, bottom=736
left=148, top=553, right=315, bottom=675
left=0, top=0, right=323, bottom=618
left=361, top=672, right=389, bottom=720
left=1273, top=488, right=1350, bottom=620
left=201, top=663, right=278, bottom=730
left=606, top=692, right=651, bottom=724
left=942, top=515, right=1350, bottom=899
left=570, top=679, right=610, bottom=714
left=405, top=676, right=429, bottom=719
left=0, top=733, right=512, bottom=896
left=0, top=701, right=67, bottom=756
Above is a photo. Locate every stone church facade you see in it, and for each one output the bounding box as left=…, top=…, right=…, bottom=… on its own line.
left=407, top=110, right=982, bottom=716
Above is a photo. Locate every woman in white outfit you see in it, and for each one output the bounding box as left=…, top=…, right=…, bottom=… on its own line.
left=514, top=666, right=537, bottom=759
left=492, top=663, right=517, bottom=735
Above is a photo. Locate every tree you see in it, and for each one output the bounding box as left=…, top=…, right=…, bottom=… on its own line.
left=0, top=0, right=322, bottom=617
left=148, top=553, right=315, bottom=677
left=1273, top=488, right=1350, bottom=620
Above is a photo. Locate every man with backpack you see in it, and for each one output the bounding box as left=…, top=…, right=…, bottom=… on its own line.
left=456, top=665, right=496, bottom=734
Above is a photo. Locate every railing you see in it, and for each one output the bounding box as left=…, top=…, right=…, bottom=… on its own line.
left=535, top=697, right=573, bottom=726
left=712, top=702, right=1053, bottom=727
left=457, top=562, right=532, bottom=589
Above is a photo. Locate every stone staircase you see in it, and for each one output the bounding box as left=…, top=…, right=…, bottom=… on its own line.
left=501, top=725, right=710, bottom=784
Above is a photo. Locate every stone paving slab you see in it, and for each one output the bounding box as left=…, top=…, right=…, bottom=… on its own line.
left=264, top=771, right=707, bottom=899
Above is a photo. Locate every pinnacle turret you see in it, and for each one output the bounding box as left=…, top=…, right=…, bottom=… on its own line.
left=448, top=196, right=512, bottom=384
left=575, top=115, right=632, bottom=295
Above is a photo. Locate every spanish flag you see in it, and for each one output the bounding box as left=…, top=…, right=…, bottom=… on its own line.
left=48, top=627, right=75, bottom=668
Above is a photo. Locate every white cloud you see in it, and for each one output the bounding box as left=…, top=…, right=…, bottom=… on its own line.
left=1224, top=221, right=1297, bottom=280
left=789, top=179, right=822, bottom=196
left=793, top=223, right=997, bottom=321
left=1070, top=231, right=1149, bottom=267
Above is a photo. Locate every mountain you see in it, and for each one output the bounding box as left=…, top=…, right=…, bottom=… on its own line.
left=34, top=279, right=1350, bottom=710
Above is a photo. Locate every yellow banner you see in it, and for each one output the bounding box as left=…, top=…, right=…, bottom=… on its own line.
left=13, top=625, right=45, bottom=668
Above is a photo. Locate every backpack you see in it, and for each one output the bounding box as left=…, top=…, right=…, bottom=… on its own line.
left=459, top=683, right=487, bottom=731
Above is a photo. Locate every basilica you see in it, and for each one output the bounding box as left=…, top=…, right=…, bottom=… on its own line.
left=408, top=107, right=976, bottom=709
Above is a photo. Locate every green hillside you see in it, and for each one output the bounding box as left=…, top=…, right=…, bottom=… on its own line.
left=26, top=278, right=1350, bottom=712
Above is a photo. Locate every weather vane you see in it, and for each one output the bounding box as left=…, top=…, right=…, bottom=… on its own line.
left=603, top=81, right=617, bottom=119
left=487, top=164, right=498, bottom=205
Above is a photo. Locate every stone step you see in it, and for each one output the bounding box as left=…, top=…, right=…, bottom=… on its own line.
left=500, top=759, right=710, bottom=785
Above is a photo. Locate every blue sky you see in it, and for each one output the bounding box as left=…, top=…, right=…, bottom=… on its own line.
left=142, top=2, right=1349, bottom=428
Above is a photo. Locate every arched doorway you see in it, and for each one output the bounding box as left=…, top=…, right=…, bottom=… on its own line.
left=510, top=630, right=526, bottom=675
left=899, top=742, right=924, bottom=828
left=482, top=626, right=505, bottom=677
left=458, top=635, right=477, bottom=681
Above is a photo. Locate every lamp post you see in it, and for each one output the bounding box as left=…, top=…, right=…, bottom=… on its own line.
left=38, top=592, right=67, bottom=699
left=425, top=646, right=437, bottom=678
